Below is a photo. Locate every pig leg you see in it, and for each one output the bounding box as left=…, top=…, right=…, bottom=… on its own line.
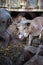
left=39, top=33, right=42, bottom=39
left=24, top=35, right=33, bottom=50
left=39, top=27, right=43, bottom=39
left=2, top=32, right=10, bottom=48
left=28, top=34, right=33, bottom=46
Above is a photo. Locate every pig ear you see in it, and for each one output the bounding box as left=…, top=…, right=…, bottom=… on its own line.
left=4, top=8, right=10, bottom=14
left=25, top=20, right=31, bottom=26
left=26, top=23, right=30, bottom=26
left=7, top=18, right=12, bottom=28
left=26, top=23, right=31, bottom=26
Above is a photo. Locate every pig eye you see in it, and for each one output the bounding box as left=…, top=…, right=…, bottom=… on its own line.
left=26, top=23, right=30, bottom=26
left=16, top=27, right=19, bottom=30
left=24, top=28, right=26, bottom=29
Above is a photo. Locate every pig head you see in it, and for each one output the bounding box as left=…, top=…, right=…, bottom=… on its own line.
left=0, top=8, right=12, bottom=33
left=17, top=18, right=31, bottom=40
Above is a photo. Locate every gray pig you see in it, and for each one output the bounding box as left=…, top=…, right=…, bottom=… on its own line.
left=17, top=16, right=43, bottom=49
left=0, top=8, right=12, bottom=48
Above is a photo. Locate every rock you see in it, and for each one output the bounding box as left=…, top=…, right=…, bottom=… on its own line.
left=0, top=55, right=13, bottom=65
left=15, top=50, right=34, bottom=65
left=24, top=55, right=43, bottom=65
left=24, top=45, right=43, bottom=55
left=24, top=46, right=37, bottom=54
left=24, top=45, right=43, bottom=65
left=32, top=38, right=41, bottom=47
left=38, top=45, right=43, bottom=56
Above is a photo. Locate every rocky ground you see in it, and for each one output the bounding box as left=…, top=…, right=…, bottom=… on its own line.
left=0, top=32, right=43, bottom=65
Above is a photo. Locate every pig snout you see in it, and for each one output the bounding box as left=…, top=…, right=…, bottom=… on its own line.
left=18, top=33, right=24, bottom=40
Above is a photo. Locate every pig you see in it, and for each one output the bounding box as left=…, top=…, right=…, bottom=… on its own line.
left=17, top=16, right=43, bottom=48
left=0, top=8, right=12, bottom=48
